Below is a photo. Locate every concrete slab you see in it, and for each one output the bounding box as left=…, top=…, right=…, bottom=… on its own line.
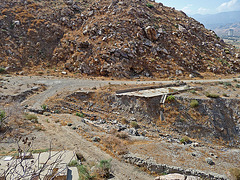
left=118, top=85, right=192, bottom=98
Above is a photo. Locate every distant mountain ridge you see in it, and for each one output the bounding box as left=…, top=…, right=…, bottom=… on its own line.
left=192, top=11, right=240, bottom=27
left=191, top=11, right=240, bottom=36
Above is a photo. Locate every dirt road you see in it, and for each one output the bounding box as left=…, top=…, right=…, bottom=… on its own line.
left=2, top=75, right=239, bottom=111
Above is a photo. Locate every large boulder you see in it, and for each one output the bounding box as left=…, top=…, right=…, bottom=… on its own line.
left=145, top=26, right=158, bottom=41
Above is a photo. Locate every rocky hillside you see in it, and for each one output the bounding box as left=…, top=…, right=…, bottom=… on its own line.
left=0, top=0, right=240, bottom=78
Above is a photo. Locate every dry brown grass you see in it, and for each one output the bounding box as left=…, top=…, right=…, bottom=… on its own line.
left=116, top=132, right=129, bottom=139
left=229, top=168, right=240, bottom=180
left=101, top=135, right=128, bottom=155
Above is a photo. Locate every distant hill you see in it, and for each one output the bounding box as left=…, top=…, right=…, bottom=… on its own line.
left=191, top=11, right=240, bottom=36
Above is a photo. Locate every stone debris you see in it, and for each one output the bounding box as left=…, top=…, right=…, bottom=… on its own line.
left=206, top=157, right=215, bottom=165
left=155, top=173, right=201, bottom=180
left=123, top=153, right=228, bottom=180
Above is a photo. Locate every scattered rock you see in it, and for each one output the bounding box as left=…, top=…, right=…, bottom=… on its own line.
left=206, top=157, right=215, bottom=165
left=92, top=136, right=101, bottom=142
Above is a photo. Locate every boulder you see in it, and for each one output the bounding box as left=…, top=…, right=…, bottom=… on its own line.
left=92, top=136, right=101, bottom=142
left=145, top=26, right=158, bottom=41
left=206, top=157, right=215, bottom=165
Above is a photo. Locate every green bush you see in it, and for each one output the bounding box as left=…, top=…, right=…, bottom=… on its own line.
left=0, top=110, right=5, bottom=121
left=236, top=84, right=240, bottom=88
left=189, top=90, right=196, bottom=94
left=0, top=67, right=5, bottom=73
left=205, top=92, right=219, bottom=98
left=130, top=121, right=139, bottom=129
left=25, top=114, right=38, bottom=121
left=180, top=136, right=190, bottom=144
left=41, top=104, right=47, bottom=111
left=68, top=160, right=78, bottom=167
left=190, top=100, right=199, bottom=108
left=222, top=93, right=229, bottom=97
left=0, top=110, right=5, bottom=127
left=167, top=95, right=175, bottom=102
left=146, top=3, right=154, bottom=8
left=76, top=112, right=84, bottom=118
left=78, top=165, right=95, bottom=180
left=223, top=82, right=232, bottom=87
left=96, top=159, right=112, bottom=178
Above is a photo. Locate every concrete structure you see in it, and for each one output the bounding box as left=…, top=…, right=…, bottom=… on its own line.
left=117, top=85, right=194, bottom=98
left=0, top=151, right=79, bottom=180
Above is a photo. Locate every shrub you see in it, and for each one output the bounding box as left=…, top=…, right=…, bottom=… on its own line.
left=180, top=136, right=190, bottom=144
left=223, top=82, right=232, bottom=87
left=41, top=104, right=47, bottom=111
left=76, top=112, right=84, bottom=118
left=167, top=95, right=175, bottom=102
left=121, top=118, right=129, bottom=124
left=116, top=132, right=129, bottom=139
left=102, top=136, right=128, bottom=155
left=146, top=3, right=154, bottom=8
left=236, top=84, right=240, bottom=88
left=78, top=165, right=95, bottom=180
left=205, top=92, right=219, bottom=98
left=222, top=93, right=229, bottom=97
left=25, top=114, right=38, bottom=121
left=190, top=100, right=199, bottom=108
left=0, top=67, right=5, bottom=73
left=0, top=110, right=5, bottom=128
left=68, top=160, right=78, bottom=167
left=96, top=159, right=112, bottom=178
left=189, top=90, right=196, bottom=94
left=130, top=121, right=139, bottom=129
left=0, top=110, right=5, bottom=121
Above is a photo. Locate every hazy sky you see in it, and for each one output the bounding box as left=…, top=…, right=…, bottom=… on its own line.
left=156, top=0, right=240, bottom=14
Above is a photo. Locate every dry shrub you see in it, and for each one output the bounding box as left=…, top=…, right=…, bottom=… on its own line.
left=0, top=101, right=25, bottom=133
left=102, top=135, right=128, bottom=155
left=229, top=168, right=240, bottom=180
left=116, top=132, right=129, bottom=139
left=108, top=128, right=117, bottom=135
left=121, top=118, right=129, bottom=124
